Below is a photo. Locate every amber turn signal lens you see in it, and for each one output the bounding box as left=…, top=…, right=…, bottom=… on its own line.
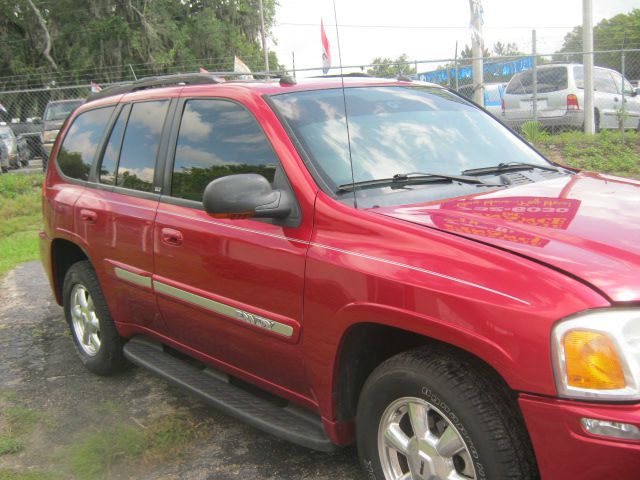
left=563, top=330, right=626, bottom=390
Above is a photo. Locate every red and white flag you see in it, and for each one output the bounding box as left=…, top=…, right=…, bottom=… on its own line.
left=90, top=81, right=102, bottom=93
left=321, top=19, right=331, bottom=75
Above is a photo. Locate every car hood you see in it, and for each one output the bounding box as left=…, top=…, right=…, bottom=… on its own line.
left=373, top=172, right=640, bottom=302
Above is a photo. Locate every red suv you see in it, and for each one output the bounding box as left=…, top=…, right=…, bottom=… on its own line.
left=41, top=74, right=640, bottom=479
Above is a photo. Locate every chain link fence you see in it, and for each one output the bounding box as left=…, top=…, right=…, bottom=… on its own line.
left=1, top=48, right=638, bottom=171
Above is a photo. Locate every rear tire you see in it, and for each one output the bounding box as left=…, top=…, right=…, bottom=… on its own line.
left=62, top=261, right=127, bottom=375
left=356, top=347, right=538, bottom=480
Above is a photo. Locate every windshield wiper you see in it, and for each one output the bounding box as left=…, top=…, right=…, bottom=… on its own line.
left=336, top=172, right=498, bottom=193
left=461, top=162, right=563, bottom=176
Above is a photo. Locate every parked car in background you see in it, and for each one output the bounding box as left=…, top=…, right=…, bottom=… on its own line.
left=502, top=63, right=640, bottom=131
left=42, top=98, right=84, bottom=157
left=0, top=125, right=18, bottom=168
left=0, top=140, right=9, bottom=173
left=16, top=134, right=31, bottom=167
left=458, top=82, right=507, bottom=117
left=19, top=132, right=47, bottom=161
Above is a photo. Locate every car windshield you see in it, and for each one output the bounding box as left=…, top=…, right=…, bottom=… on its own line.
left=270, top=85, right=552, bottom=207
left=44, top=100, right=83, bottom=121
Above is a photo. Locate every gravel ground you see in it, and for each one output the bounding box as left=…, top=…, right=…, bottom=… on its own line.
left=0, top=261, right=361, bottom=479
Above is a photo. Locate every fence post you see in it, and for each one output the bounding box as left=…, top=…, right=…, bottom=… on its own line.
left=532, top=29, right=538, bottom=123
left=454, top=41, right=459, bottom=91
left=583, top=0, right=595, bottom=134
left=621, top=48, right=626, bottom=142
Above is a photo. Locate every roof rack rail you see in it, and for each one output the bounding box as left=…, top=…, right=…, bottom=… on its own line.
left=310, top=73, right=371, bottom=79
left=86, top=73, right=225, bottom=102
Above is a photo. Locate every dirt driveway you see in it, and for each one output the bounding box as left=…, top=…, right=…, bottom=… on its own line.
left=0, top=261, right=361, bottom=479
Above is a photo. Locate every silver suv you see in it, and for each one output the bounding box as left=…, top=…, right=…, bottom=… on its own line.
left=502, top=63, right=640, bottom=131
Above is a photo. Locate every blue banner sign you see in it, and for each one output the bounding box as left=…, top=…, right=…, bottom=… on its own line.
left=418, top=57, right=533, bottom=84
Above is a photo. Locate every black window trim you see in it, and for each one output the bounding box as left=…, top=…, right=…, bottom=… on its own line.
left=54, top=104, right=118, bottom=186
left=159, top=96, right=301, bottom=227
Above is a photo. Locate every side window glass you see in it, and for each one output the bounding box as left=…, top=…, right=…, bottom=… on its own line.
left=99, top=107, right=128, bottom=185
left=57, top=107, right=114, bottom=180
left=594, top=70, right=617, bottom=94
left=612, top=74, right=634, bottom=96
left=171, top=99, right=280, bottom=202
left=116, top=100, right=169, bottom=192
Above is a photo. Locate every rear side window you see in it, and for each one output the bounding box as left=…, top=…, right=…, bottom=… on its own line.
left=170, top=99, right=279, bottom=202
left=506, top=67, right=568, bottom=94
left=57, top=106, right=115, bottom=180
left=116, top=100, right=169, bottom=192
left=99, top=107, right=128, bottom=185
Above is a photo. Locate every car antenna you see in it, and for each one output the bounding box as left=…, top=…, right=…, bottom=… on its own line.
left=332, top=0, right=357, bottom=208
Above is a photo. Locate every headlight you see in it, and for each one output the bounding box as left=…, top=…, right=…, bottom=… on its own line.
left=43, top=129, right=59, bottom=143
left=551, top=309, right=640, bottom=401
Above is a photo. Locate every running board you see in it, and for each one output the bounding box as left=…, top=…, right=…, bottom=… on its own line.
left=123, top=336, right=335, bottom=452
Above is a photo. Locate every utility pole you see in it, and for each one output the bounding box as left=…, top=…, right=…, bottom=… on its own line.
left=469, top=0, right=484, bottom=106
left=621, top=32, right=627, bottom=142
left=258, top=0, right=270, bottom=75
left=583, top=0, right=595, bottom=134
left=532, top=30, right=538, bottom=122
left=454, top=41, right=459, bottom=91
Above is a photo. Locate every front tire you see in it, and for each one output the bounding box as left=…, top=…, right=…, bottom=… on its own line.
left=63, top=261, right=126, bottom=375
left=356, top=347, right=538, bottom=480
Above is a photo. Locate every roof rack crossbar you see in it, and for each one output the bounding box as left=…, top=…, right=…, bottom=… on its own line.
left=86, top=73, right=226, bottom=101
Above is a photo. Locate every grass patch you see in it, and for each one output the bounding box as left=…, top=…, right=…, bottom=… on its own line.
left=0, top=405, right=41, bottom=456
left=0, top=469, right=57, bottom=480
left=5, top=406, right=41, bottom=435
left=67, top=413, right=202, bottom=479
left=536, top=130, right=640, bottom=179
left=0, top=435, right=24, bottom=455
left=0, top=173, right=43, bottom=277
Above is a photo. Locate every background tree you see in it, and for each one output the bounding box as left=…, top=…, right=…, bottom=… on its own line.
left=367, top=54, right=416, bottom=77
left=555, top=9, right=640, bottom=80
left=0, top=0, right=281, bottom=88
left=492, top=41, right=522, bottom=58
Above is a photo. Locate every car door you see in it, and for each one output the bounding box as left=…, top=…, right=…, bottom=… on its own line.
left=593, top=68, right=620, bottom=129
left=611, top=72, right=640, bottom=129
left=75, top=96, right=175, bottom=334
left=153, top=96, right=312, bottom=396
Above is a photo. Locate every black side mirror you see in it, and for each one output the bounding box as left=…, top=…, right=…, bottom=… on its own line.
left=203, top=174, right=291, bottom=220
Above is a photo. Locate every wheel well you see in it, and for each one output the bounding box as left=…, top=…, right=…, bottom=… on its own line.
left=51, top=239, right=88, bottom=303
left=334, top=323, right=517, bottom=423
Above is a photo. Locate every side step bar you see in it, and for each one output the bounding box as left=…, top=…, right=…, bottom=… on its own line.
left=123, top=336, right=335, bottom=452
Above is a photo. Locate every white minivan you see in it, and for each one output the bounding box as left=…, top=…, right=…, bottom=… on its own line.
left=502, top=63, right=640, bottom=131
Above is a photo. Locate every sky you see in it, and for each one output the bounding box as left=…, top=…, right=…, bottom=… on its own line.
left=269, top=0, right=638, bottom=76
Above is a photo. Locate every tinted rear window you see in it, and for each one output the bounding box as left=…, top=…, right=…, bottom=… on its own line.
left=116, top=100, right=169, bottom=192
left=56, top=106, right=115, bottom=180
left=506, top=67, right=568, bottom=94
